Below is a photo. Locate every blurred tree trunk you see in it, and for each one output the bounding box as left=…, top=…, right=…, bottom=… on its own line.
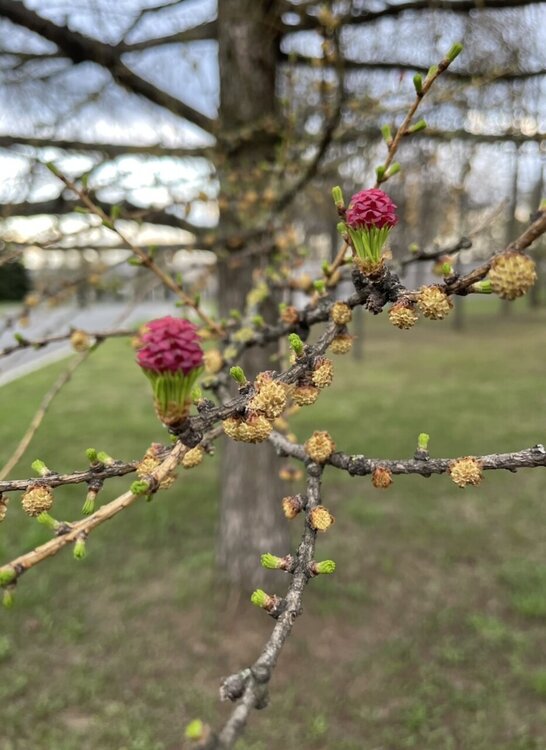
left=216, top=0, right=289, bottom=590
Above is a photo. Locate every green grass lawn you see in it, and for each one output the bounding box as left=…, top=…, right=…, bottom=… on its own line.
left=0, top=301, right=545, bottom=750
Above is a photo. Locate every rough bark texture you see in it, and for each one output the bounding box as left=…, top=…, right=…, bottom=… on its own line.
left=216, top=0, right=289, bottom=590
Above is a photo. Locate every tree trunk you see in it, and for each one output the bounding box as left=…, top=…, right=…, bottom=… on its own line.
left=216, top=0, right=289, bottom=591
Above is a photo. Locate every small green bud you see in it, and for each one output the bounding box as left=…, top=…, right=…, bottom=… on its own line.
left=96, top=451, right=115, bottom=466
left=3, top=588, right=14, bottom=609
left=14, top=333, right=27, bottom=344
left=409, top=242, right=420, bottom=254
left=288, top=333, right=304, bottom=356
left=229, top=308, right=242, bottom=321
left=336, top=221, right=347, bottom=236
left=36, top=512, right=58, bottom=529
left=321, top=260, right=330, bottom=275
left=185, top=719, right=205, bottom=741
left=447, top=42, right=463, bottom=62
left=331, top=185, right=344, bottom=209
left=413, top=73, right=423, bottom=94
left=191, top=386, right=203, bottom=403
left=0, top=567, right=16, bottom=586
left=109, top=204, right=121, bottom=222
left=426, top=64, right=439, bottom=80
left=261, top=553, right=283, bottom=570
left=130, top=480, right=150, bottom=496
left=278, top=302, right=287, bottom=313
left=386, top=162, right=401, bottom=178
left=82, top=490, right=97, bottom=516
left=313, top=279, right=326, bottom=293
left=472, top=280, right=493, bottom=294
left=45, top=161, right=60, bottom=176
left=73, top=537, right=87, bottom=560
left=229, top=366, right=247, bottom=385
left=375, top=165, right=386, bottom=182
left=417, top=433, right=430, bottom=451
left=250, top=589, right=270, bottom=609
left=380, top=124, right=392, bottom=143
left=408, top=118, right=427, bottom=134
left=252, top=314, right=265, bottom=328
left=440, top=262, right=453, bottom=276
left=31, top=459, right=50, bottom=477
left=85, top=448, right=98, bottom=463
left=314, top=560, right=336, bottom=575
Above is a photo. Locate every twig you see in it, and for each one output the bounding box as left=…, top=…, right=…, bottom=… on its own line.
left=0, top=349, right=94, bottom=481
left=0, top=326, right=135, bottom=359
left=46, top=167, right=224, bottom=336
left=0, top=440, right=186, bottom=581
left=269, top=432, right=546, bottom=477
left=214, top=465, right=323, bottom=749
left=444, top=210, right=546, bottom=296
left=0, top=460, right=139, bottom=493
left=375, top=46, right=462, bottom=187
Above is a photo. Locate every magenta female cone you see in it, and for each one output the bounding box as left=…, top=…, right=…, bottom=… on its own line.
left=345, top=188, right=398, bottom=265
left=136, top=316, right=204, bottom=427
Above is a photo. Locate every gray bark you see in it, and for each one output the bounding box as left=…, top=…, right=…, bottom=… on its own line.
left=216, top=0, right=289, bottom=590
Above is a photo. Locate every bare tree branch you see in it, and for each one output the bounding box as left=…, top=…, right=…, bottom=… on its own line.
left=118, top=20, right=217, bottom=51
left=269, top=431, right=546, bottom=477
left=0, top=135, right=214, bottom=159
left=287, top=0, right=546, bottom=31
left=281, top=52, right=546, bottom=82
left=0, top=0, right=217, bottom=134
left=0, top=195, right=207, bottom=234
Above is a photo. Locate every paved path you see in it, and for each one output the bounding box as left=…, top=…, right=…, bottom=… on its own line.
left=0, top=302, right=175, bottom=386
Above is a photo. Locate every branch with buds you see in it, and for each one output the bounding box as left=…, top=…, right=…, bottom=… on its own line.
left=1, top=39, right=545, bottom=750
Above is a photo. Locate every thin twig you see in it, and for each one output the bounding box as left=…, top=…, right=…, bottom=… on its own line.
left=0, top=349, right=93, bottom=480
left=214, top=465, right=323, bottom=749
left=46, top=167, right=224, bottom=336
left=375, top=47, right=462, bottom=187
left=0, top=327, right=134, bottom=359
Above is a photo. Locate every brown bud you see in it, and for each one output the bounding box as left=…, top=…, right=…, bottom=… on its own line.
left=331, top=302, right=352, bottom=326
left=330, top=334, right=353, bottom=354
left=137, top=447, right=176, bottom=489
left=372, top=466, right=393, bottom=489
left=280, top=306, right=300, bottom=325
left=309, top=505, right=335, bottom=532
left=70, top=329, right=91, bottom=352
left=203, top=349, right=223, bottom=374
left=292, top=385, right=320, bottom=406
left=417, top=286, right=452, bottom=320
left=281, top=494, right=305, bottom=519
left=0, top=495, right=8, bottom=523
left=305, top=431, right=335, bottom=463
left=182, top=446, right=204, bottom=469
left=279, top=465, right=304, bottom=482
left=449, top=457, right=483, bottom=488
left=489, top=251, right=537, bottom=300
left=389, top=301, right=418, bottom=330
left=249, top=380, right=287, bottom=420
left=311, top=357, right=334, bottom=389
left=21, top=484, right=54, bottom=517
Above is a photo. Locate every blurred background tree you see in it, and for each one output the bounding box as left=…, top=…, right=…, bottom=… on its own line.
left=0, top=0, right=544, bottom=590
